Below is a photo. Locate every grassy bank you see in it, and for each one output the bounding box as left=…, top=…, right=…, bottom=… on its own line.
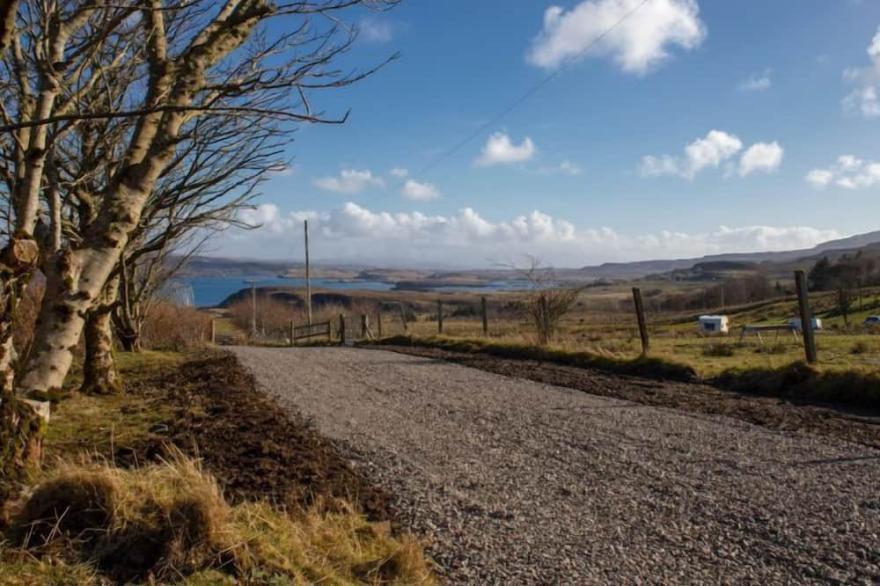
left=375, top=335, right=697, bottom=382
left=2, top=351, right=434, bottom=585
left=376, top=334, right=880, bottom=410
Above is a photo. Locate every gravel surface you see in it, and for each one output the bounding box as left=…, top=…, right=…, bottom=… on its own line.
left=231, top=346, right=880, bottom=584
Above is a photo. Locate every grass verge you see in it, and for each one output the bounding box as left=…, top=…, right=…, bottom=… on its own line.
left=376, top=335, right=880, bottom=410
left=374, top=335, right=697, bottom=382
left=713, top=362, right=880, bottom=409
left=2, top=350, right=435, bottom=585
left=4, top=456, right=431, bottom=584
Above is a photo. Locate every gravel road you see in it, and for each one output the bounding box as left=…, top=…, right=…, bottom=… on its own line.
left=231, top=346, right=880, bottom=584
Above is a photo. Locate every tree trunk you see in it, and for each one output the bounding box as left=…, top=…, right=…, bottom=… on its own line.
left=81, top=278, right=121, bottom=395
left=115, top=321, right=142, bottom=353
left=19, top=247, right=120, bottom=395
left=0, top=240, right=43, bottom=495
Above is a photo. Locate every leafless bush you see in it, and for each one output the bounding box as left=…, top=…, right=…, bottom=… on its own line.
left=514, top=258, right=583, bottom=346
left=141, top=303, right=211, bottom=351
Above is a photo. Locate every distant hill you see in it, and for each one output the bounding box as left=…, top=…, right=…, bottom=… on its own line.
left=180, top=256, right=294, bottom=277
left=178, top=230, right=880, bottom=283
left=575, top=230, right=880, bottom=280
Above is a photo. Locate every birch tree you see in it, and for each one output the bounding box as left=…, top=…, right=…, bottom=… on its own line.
left=1, top=0, right=397, bottom=457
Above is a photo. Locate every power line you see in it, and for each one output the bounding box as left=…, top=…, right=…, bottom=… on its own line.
left=405, top=0, right=651, bottom=183
left=295, top=0, right=651, bottom=211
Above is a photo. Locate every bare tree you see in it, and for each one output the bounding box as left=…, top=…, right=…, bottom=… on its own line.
left=0, top=0, right=398, bottom=464
left=515, top=258, right=582, bottom=346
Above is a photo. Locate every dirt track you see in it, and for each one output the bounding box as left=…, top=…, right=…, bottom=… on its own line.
left=232, top=346, right=880, bottom=584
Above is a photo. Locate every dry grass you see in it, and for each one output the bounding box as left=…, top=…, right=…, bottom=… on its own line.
left=5, top=454, right=434, bottom=585
left=3, top=351, right=435, bottom=585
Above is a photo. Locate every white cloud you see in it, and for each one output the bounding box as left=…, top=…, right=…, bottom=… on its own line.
left=642, top=131, right=785, bottom=179
left=527, top=0, right=706, bottom=74
left=224, top=202, right=839, bottom=267
left=390, top=167, right=409, bottom=178
left=401, top=179, right=441, bottom=201
left=739, top=142, right=784, bottom=176
left=806, top=169, right=834, bottom=188
left=359, top=18, right=393, bottom=43
left=640, top=130, right=743, bottom=179
left=313, top=169, right=384, bottom=194
left=806, top=155, right=880, bottom=190
left=475, top=132, right=536, bottom=167
left=738, top=69, right=772, bottom=92
left=842, top=27, right=880, bottom=117
left=539, top=160, right=583, bottom=176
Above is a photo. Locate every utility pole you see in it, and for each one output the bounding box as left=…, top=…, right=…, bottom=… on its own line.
left=244, top=279, right=258, bottom=338
left=304, top=220, right=312, bottom=325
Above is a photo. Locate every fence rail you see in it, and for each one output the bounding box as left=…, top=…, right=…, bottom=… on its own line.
left=290, top=320, right=332, bottom=345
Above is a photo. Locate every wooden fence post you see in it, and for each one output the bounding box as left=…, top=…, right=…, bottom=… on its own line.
left=290, top=319, right=295, bottom=347
left=339, top=314, right=346, bottom=345
left=632, top=287, right=650, bottom=355
left=399, top=303, right=408, bottom=333
left=437, top=300, right=444, bottom=334
left=481, top=296, right=488, bottom=336
left=361, top=314, right=370, bottom=340
left=210, top=319, right=216, bottom=345
left=794, top=270, right=818, bottom=364
left=377, top=311, right=383, bottom=339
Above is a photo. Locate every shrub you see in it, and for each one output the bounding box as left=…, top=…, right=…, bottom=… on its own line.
left=141, top=302, right=211, bottom=351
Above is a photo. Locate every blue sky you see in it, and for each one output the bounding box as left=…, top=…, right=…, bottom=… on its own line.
left=215, top=0, right=880, bottom=268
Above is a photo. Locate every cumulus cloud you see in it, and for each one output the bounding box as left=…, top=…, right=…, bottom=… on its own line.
left=313, top=169, right=384, bottom=194
left=738, top=69, right=772, bottom=92
left=539, top=160, right=583, bottom=176
left=640, top=130, right=743, bottom=179
left=222, top=202, right=839, bottom=267
left=359, top=18, right=393, bottom=43
left=390, top=167, right=409, bottom=178
left=842, top=27, right=880, bottom=117
left=641, top=131, right=784, bottom=179
left=739, top=142, right=784, bottom=176
left=806, top=155, right=880, bottom=190
left=527, top=0, right=706, bottom=74
left=401, top=179, right=441, bottom=201
left=475, top=132, right=536, bottom=167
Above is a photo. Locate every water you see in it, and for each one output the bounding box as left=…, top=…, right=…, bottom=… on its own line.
left=186, top=276, right=395, bottom=307
left=184, top=275, right=530, bottom=307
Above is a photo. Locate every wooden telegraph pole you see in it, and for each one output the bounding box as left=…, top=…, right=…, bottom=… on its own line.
left=632, top=287, right=650, bottom=355
left=481, top=296, right=489, bottom=336
left=794, top=270, right=818, bottom=364
left=304, top=220, right=312, bottom=325
left=437, top=300, right=444, bottom=334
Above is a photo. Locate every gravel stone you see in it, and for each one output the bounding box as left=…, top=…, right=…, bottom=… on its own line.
left=231, top=346, right=880, bottom=584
